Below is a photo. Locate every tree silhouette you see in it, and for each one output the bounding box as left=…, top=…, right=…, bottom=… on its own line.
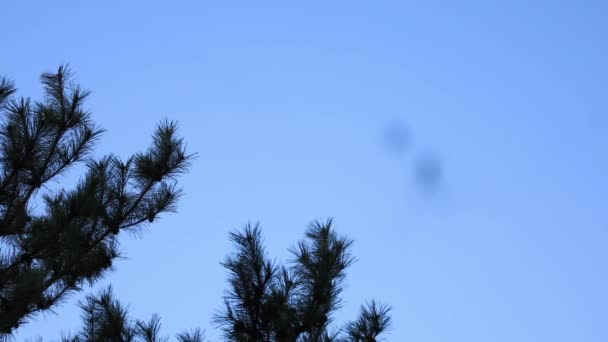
left=63, top=220, right=391, bottom=342
left=0, top=66, right=192, bottom=337
left=215, top=219, right=391, bottom=342
left=60, top=287, right=204, bottom=342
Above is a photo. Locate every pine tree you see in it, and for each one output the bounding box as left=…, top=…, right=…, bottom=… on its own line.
left=215, top=219, right=391, bottom=342
left=64, top=219, right=392, bottom=342
left=0, top=66, right=192, bottom=337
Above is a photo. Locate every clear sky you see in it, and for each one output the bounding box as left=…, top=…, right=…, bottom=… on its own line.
left=2, top=1, right=608, bottom=341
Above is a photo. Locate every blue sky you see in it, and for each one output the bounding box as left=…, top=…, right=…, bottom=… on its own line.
left=2, top=1, right=608, bottom=341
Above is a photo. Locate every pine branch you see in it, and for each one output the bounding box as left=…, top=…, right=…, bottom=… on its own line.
left=0, top=66, right=193, bottom=336
left=290, top=218, right=355, bottom=338
left=343, top=301, right=392, bottom=342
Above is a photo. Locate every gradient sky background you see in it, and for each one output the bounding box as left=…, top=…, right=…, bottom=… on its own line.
left=2, top=1, right=608, bottom=341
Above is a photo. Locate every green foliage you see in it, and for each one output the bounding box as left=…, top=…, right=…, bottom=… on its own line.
left=66, top=220, right=391, bottom=342
left=58, top=287, right=202, bottom=342
left=70, top=287, right=134, bottom=341
left=344, top=302, right=392, bottom=342
left=0, top=66, right=192, bottom=336
left=214, top=219, right=391, bottom=342
left=176, top=329, right=206, bottom=342
left=64, top=220, right=391, bottom=342
left=60, top=287, right=176, bottom=342
left=1, top=66, right=391, bottom=341
left=135, top=314, right=168, bottom=342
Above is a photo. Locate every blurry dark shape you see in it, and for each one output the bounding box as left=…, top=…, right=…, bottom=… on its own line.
left=384, top=121, right=410, bottom=154
left=0, top=66, right=193, bottom=337
left=414, top=153, right=442, bottom=191
left=62, top=219, right=392, bottom=342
